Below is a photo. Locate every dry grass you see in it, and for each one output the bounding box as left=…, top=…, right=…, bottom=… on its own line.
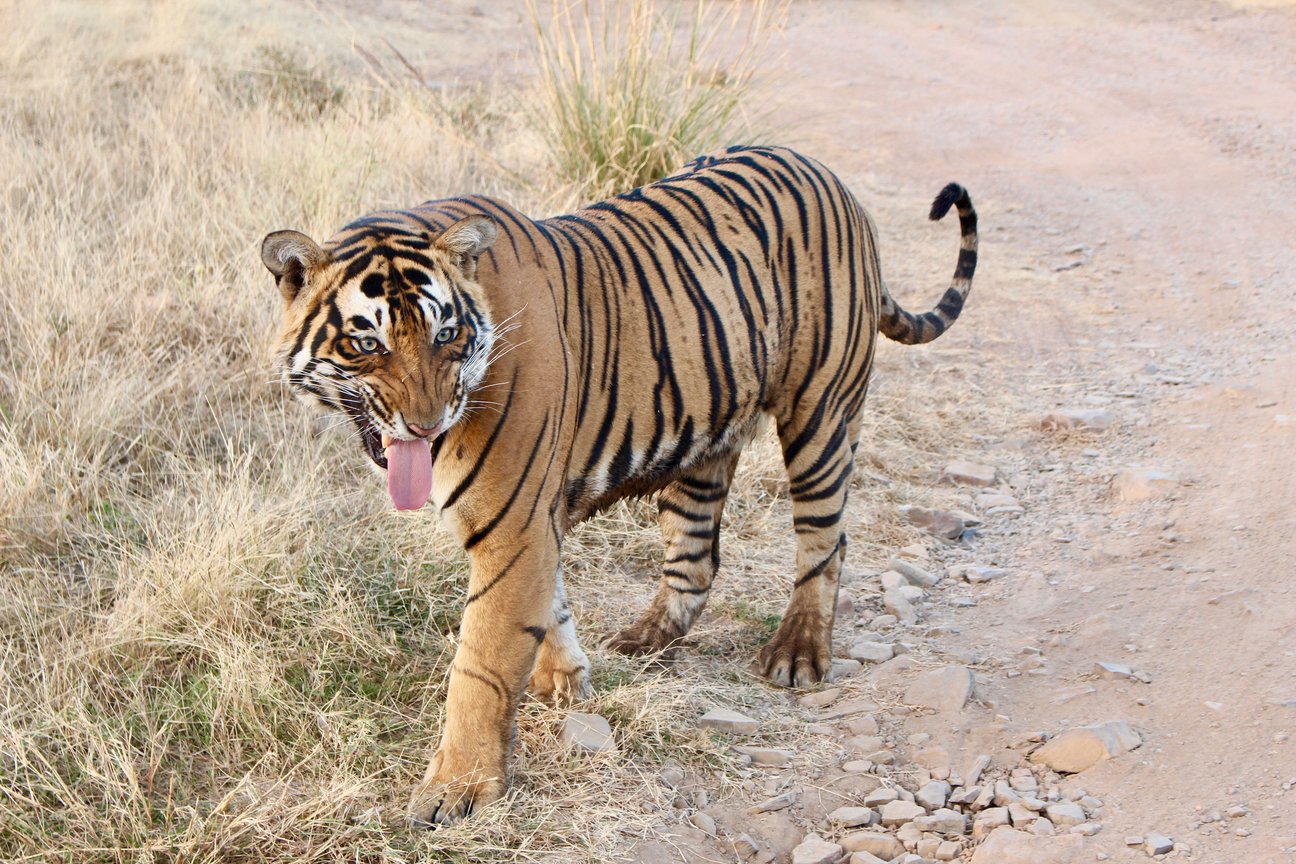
left=525, top=0, right=781, bottom=201
left=0, top=2, right=1000, bottom=861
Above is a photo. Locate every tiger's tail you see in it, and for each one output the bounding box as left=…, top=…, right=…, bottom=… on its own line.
left=879, top=183, right=978, bottom=345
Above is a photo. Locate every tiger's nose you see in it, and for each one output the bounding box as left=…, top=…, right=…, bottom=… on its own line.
left=408, top=422, right=440, bottom=438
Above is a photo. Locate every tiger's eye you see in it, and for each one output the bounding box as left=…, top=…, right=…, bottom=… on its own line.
left=435, top=326, right=457, bottom=344
left=355, top=336, right=381, bottom=354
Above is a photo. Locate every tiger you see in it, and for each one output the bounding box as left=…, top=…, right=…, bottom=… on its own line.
left=260, top=145, right=977, bottom=825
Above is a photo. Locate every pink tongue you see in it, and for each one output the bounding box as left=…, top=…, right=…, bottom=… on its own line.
left=385, top=438, right=433, bottom=510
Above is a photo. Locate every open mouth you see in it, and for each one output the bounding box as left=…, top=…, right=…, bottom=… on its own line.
left=359, top=421, right=387, bottom=469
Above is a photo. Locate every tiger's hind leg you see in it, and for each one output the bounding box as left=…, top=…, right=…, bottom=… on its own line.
left=608, top=451, right=741, bottom=657
left=756, top=413, right=862, bottom=688
left=527, top=566, right=592, bottom=703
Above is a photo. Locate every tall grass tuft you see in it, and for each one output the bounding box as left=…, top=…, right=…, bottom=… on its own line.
left=526, top=0, right=780, bottom=201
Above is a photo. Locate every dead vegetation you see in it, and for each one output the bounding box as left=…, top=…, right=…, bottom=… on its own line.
left=0, top=2, right=998, bottom=861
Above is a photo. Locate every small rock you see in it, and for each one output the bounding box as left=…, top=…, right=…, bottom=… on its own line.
left=1094, top=661, right=1133, bottom=680
left=733, top=746, right=793, bottom=767
left=841, top=831, right=906, bottom=859
left=689, top=812, right=717, bottom=835
left=870, top=614, right=899, bottom=629
left=901, top=506, right=978, bottom=540
left=806, top=723, right=836, bottom=735
left=936, top=840, right=960, bottom=860
left=659, top=766, right=685, bottom=788
left=972, top=808, right=1010, bottom=839
left=916, top=780, right=951, bottom=810
left=1070, top=823, right=1101, bottom=836
left=880, top=799, right=927, bottom=826
left=845, top=735, right=886, bottom=754
left=842, top=759, right=874, bottom=773
left=799, top=688, right=842, bottom=709
left=975, top=492, right=1020, bottom=509
left=965, top=754, right=992, bottom=787
left=913, top=808, right=967, bottom=834
left=884, top=589, right=920, bottom=625
left=864, top=788, right=900, bottom=807
left=748, top=792, right=797, bottom=814
left=831, top=658, right=864, bottom=680
left=1008, top=802, right=1035, bottom=826
left=699, top=708, right=760, bottom=735
left=1113, top=468, right=1177, bottom=502
left=1045, top=802, right=1086, bottom=826
left=791, top=834, right=842, bottom=864
left=819, top=697, right=880, bottom=721
left=829, top=806, right=876, bottom=828
left=733, top=833, right=762, bottom=860
left=943, top=460, right=997, bottom=487
left=1029, top=817, right=1055, bottom=836
left=970, top=827, right=1091, bottom=863
left=847, top=714, right=880, bottom=736
left=905, top=666, right=974, bottom=713
left=951, top=564, right=1008, bottom=584
left=1037, top=409, right=1116, bottom=432
left=847, top=853, right=886, bottom=864
left=849, top=640, right=896, bottom=663
left=1029, top=721, right=1142, bottom=773
left=1144, top=834, right=1173, bottom=855
left=889, top=557, right=941, bottom=588
left=836, top=593, right=855, bottom=618
left=562, top=712, right=617, bottom=752
left=1124, top=835, right=1143, bottom=847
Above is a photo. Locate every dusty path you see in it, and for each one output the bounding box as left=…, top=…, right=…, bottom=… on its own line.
left=769, top=0, right=1296, bottom=861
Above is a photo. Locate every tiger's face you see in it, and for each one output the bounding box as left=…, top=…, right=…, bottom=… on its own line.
left=261, top=215, right=499, bottom=483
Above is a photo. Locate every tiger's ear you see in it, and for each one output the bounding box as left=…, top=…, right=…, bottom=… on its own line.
left=434, top=215, right=498, bottom=273
left=261, top=230, right=324, bottom=303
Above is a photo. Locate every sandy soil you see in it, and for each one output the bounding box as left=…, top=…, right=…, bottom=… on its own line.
left=764, top=0, right=1296, bottom=860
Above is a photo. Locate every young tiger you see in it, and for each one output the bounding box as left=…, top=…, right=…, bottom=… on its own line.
left=261, top=146, right=977, bottom=824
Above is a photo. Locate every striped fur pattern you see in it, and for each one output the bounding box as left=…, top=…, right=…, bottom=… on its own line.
left=261, top=146, right=977, bottom=825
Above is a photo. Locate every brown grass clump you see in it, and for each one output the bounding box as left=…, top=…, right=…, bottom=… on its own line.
left=525, top=0, right=782, bottom=201
left=0, top=2, right=996, bottom=861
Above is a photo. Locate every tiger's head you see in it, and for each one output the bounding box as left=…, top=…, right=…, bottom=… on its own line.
left=261, top=214, right=499, bottom=509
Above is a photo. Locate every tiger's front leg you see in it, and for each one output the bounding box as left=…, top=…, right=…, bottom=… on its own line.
left=408, top=535, right=557, bottom=826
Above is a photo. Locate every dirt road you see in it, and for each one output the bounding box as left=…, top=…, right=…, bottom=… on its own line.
left=764, top=0, right=1296, bottom=860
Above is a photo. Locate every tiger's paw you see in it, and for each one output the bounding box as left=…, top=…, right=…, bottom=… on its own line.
left=606, top=617, right=681, bottom=659
left=755, top=617, right=831, bottom=689
left=407, top=750, right=505, bottom=828
left=527, top=654, right=592, bottom=704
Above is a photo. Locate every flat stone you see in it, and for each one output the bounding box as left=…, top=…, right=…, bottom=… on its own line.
left=880, top=799, right=927, bottom=826
left=849, top=640, right=896, bottom=663
left=830, top=658, right=864, bottom=680
left=806, top=723, right=836, bottom=735
left=884, top=589, right=920, bottom=625
left=975, top=492, right=1020, bottom=509
left=841, top=831, right=906, bottom=859
left=944, top=460, right=997, bottom=487
left=970, top=827, right=1091, bottom=863
left=1145, top=834, right=1174, bottom=855
left=913, top=808, right=966, bottom=834
left=965, top=754, right=992, bottom=786
left=791, top=834, right=842, bottom=864
left=689, top=811, right=717, bottom=835
left=847, top=714, right=880, bottom=736
left=1113, top=468, right=1177, bottom=502
left=699, top=708, right=760, bottom=735
left=916, top=780, right=951, bottom=810
left=936, top=840, right=960, bottom=861
left=1030, top=817, right=1055, bottom=836
left=842, top=759, right=874, bottom=773
left=1045, top=802, right=1086, bottom=826
left=905, top=666, right=974, bottom=713
left=1029, top=721, right=1141, bottom=773
left=1094, top=661, right=1133, bottom=680
left=972, top=807, right=1010, bottom=840
left=901, top=505, right=978, bottom=540
left=733, top=746, right=793, bottom=767
left=847, top=853, right=887, bottom=864
left=747, top=791, right=797, bottom=814
left=819, top=697, right=880, bottom=720
left=889, top=557, right=941, bottom=588
left=917, top=838, right=942, bottom=858
left=1008, top=802, right=1035, bottom=826
left=562, top=712, right=617, bottom=752
left=659, top=766, right=685, bottom=788
left=845, top=735, right=886, bottom=754
left=950, top=564, right=1008, bottom=583
left=864, top=787, right=900, bottom=807
left=1036, top=409, right=1116, bottom=432
left=828, top=806, right=876, bottom=827
left=733, top=833, right=762, bottom=860
left=799, top=688, right=842, bottom=708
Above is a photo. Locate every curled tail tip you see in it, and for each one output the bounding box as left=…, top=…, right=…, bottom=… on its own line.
left=929, top=182, right=967, bottom=221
